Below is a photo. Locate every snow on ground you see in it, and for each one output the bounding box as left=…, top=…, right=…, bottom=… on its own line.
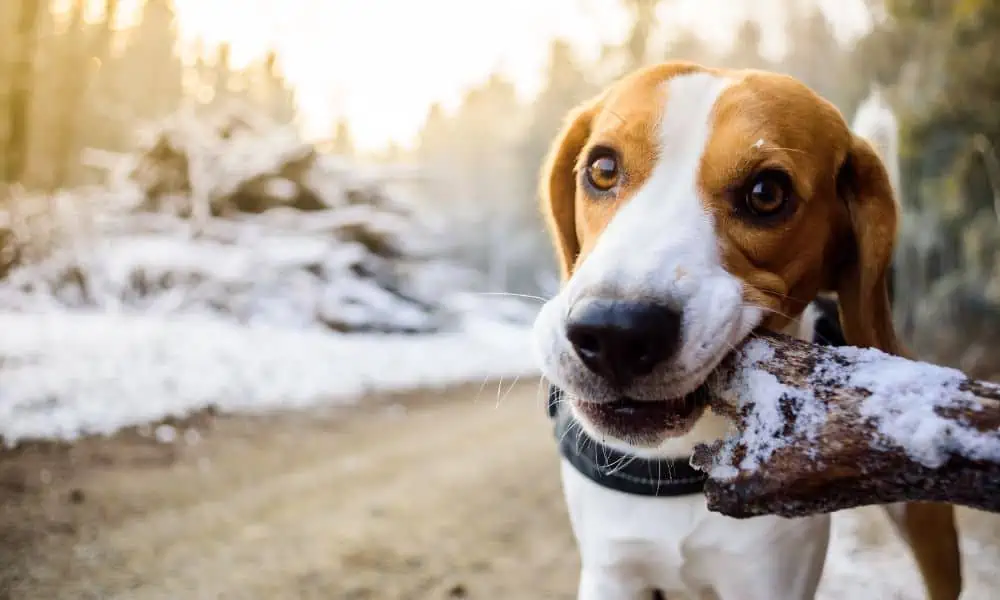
left=0, top=310, right=539, bottom=445
left=820, top=506, right=1000, bottom=600
left=2, top=313, right=998, bottom=598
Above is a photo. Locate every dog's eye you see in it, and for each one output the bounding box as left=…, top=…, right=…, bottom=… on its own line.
left=586, top=154, right=619, bottom=192
left=744, top=170, right=791, bottom=216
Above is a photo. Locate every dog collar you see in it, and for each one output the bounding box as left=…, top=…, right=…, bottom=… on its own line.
left=547, top=384, right=707, bottom=497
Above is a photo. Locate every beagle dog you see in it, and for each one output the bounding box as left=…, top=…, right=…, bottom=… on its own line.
left=533, top=62, right=961, bottom=600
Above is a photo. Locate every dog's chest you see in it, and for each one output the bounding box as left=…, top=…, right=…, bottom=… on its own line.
left=561, top=458, right=827, bottom=597
left=561, top=459, right=700, bottom=585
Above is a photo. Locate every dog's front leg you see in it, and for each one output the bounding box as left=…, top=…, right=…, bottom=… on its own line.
left=682, top=513, right=831, bottom=600
left=577, top=569, right=652, bottom=600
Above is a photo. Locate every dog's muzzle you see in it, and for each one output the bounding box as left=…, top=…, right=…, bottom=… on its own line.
left=547, top=384, right=707, bottom=497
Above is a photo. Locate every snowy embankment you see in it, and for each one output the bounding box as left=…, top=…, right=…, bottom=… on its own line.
left=0, top=311, right=538, bottom=445
left=0, top=107, right=542, bottom=445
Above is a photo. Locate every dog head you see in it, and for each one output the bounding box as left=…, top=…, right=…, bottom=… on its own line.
left=533, top=62, right=900, bottom=453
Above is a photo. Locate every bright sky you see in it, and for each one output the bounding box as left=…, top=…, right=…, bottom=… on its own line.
left=163, top=0, right=871, bottom=152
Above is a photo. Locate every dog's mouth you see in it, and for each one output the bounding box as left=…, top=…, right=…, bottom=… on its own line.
left=573, top=383, right=710, bottom=443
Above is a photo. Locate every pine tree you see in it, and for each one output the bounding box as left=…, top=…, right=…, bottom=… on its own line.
left=2, top=0, right=43, bottom=186
left=781, top=3, right=840, bottom=102
left=512, top=40, right=594, bottom=289
left=662, top=29, right=710, bottom=64
left=415, top=103, right=451, bottom=163
left=212, top=43, right=233, bottom=109
left=260, top=51, right=296, bottom=123
left=330, top=119, right=356, bottom=157
left=518, top=39, right=593, bottom=204
left=23, top=0, right=58, bottom=187
left=43, top=0, right=120, bottom=188
left=622, top=0, right=661, bottom=70
left=118, top=0, right=183, bottom=122
left=719, top=20, right=771, bottom=71
left=869, top=0, right=1000, bottom=373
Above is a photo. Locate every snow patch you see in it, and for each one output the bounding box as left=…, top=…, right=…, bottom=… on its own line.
left=710, top=338, right=828, bottom=478
left=835, top=345, right=1000, bottom=468
left=0, top=311, right=538, bottom=445
left=707, top=338, right=1000, bottom=479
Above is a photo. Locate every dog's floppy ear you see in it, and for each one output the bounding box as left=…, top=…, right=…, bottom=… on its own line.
left=832, top=134, right=903, bottom=355
left=539, top=99, right=600, bottom=281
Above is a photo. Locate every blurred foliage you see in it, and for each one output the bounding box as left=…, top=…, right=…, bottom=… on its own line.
left=0, top=0, right=296, bottom=191
left=854, top=0, right=1000, bottom=376
left=410, top=0, right=878, bottom=296
left=3, top=0, right=1000, bottom=375
left=407, top=0, right=1000, bottom=376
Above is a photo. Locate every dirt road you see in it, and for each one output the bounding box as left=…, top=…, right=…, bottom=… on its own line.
left=0, top=380, right=580, bottom=600
left=2, top=380, right=999, bottom=600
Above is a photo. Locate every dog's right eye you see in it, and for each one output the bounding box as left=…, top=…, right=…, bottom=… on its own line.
left=585, top=151, right=620, bottom=192
left=740, top=169, right=794, bottom=219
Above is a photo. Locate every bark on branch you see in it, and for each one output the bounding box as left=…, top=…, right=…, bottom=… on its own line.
left=692, top=332, right=1000, bottom=519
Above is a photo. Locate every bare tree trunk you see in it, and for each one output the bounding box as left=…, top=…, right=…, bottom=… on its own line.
left=693, top=331, right=1000, bottom=518
left=623, top=0, right=660, bottom=70
left=50, top=0, right=119, bottom=189
left=3, top=0, right=42, bottom=185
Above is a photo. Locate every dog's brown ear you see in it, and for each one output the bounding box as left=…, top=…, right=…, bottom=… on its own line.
left=833, top=134, right=903, bottom=355
left=539, top=100, right=599, bottom=281
left=837, top=128, right=962, bottom=600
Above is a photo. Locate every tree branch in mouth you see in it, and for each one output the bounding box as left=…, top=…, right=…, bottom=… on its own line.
left=692, top=331, right=1000, bottom=518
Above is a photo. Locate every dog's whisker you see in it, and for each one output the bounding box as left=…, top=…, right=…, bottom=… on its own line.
left=496, top=375, right=521, bottom=408
left=532, top=375, right=550, bottom=411
left=470, top=291, right=549, bottom=304
left=600, top=450, right=631, bottom=474
left=473, top=373, right=491, bottom=404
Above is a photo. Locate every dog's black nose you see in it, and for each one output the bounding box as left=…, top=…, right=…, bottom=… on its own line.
left=565, top=298, right=682, bottom=387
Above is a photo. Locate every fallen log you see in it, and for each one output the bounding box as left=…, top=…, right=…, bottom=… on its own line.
left=692, top=332, right=1000, bottom=519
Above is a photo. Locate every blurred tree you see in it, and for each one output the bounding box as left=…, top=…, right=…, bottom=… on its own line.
left=415, top=103, right=451, bottom=162
left=622, top=0, right=662, bottom=70
left=23, top=0, right=56, bottom=186
left=887, top=0, right=1000, bottom=213
left=518, top=40, right=593, bottom=201
left=451, top=72, right=524, bottom=289
left=330, top=118, right=356, bottom=157
left=779, top=0, right=862, bottom=112
left=247, top=50, right=296, bottom=123
left=47, top=0, right=120, bottom=189
left=718, top=19, right=771, bottom=71
left=512, top=40, right=594, bottom=289
left=116, top=0, right=184, bottom=122
left=864, top=0, right=1000, bottom=373
left=211, top=43, right=234, bottom=108
left=1, top=0, right=43, bottom=186
left=413, top=102, right=454, bottom=229
left=662, top=29, right=710, bottom=63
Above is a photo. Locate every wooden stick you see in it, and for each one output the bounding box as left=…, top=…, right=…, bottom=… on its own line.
left=691, top=332, right=1000, bottom=519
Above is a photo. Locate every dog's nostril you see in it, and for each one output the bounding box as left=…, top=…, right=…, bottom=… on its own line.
left=629, top=341, right=657, bottom=369
left=565, top=298, right=682, bottom=387
left=568, top=330, right=601, bottom=356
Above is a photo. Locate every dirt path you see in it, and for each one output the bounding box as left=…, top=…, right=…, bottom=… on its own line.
left=3, top=380, right=1000, bottom=600
left=0, top=380, right=580, bottom=600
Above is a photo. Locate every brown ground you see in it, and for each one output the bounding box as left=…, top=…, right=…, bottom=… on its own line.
left=1, top=380, right=997, bottom=600
left=0, top=380, right=580, bottom=600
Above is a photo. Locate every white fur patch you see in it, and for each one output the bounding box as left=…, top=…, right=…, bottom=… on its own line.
left=533, top=72, right=764, bottom=457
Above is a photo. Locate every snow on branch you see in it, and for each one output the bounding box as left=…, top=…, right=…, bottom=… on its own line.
left=693, top=332, right=1000, bottom=518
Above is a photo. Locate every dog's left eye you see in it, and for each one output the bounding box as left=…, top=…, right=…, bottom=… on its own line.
left=744, top=170, right=791, bottom=217
left=585, top=152, right=619, bottom=192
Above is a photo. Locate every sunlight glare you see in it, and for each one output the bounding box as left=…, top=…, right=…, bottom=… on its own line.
left=159, top=0, right=869, bottom=152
